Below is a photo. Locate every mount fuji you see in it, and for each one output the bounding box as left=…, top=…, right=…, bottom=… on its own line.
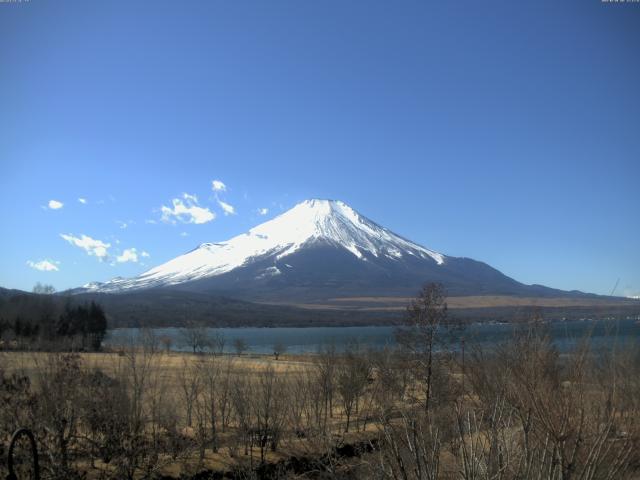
left=76, top=199, right=580, bottom=302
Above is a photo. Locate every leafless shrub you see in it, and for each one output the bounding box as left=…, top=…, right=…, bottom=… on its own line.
left=234, top=338, right=249, bottom=356
left=35, top=353, right=83, bottom=478
left=250, top=365, right=287, bottom=462
left=179, top=358, right=201, bottom=428
left=337, top=345, right=371, bottom=433
left=316, top=344, right=338, bottom=431
left=377, top=408, right=441, bottom=480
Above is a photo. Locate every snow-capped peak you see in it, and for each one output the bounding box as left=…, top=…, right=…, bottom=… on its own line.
left=83, top=199, right=445, bottom=293
left=245, top=199, right=444, bottom=262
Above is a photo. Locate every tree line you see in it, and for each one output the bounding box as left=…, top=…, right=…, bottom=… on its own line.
left=0, top=284, right=107, bottom=351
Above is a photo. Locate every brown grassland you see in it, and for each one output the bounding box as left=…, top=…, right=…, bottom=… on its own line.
left=1, top=286, right=639, bottom=479
left=275, top=295, right=640, bottom=311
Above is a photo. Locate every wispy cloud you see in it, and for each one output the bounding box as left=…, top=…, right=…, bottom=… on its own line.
left=117, top=220, right=134, bottom=230
left=258, top=208, right=269, bottom=215
left=26, top=259, right=60, bottom=271
left=180, top=231, right=189, bottom=237
left=48, top=200, right=64, bottom=210
left=60, top=233, right=111, bottom=260
left=218, top=199, right=236, bottom=216
left=160, top=193, right=216, bottom=224
left=78, top=198, right=87, bottom=204
left=116, top=248, right=138, bottom=263
left=212, top=180, right=226, bottom=192
left=211, top=180, right=235, bottom=215
left=141, top=250, right=150, bottom=258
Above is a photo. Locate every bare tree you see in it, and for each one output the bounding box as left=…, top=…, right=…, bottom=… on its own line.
left=179, top=358, right=201, bottom=428
left=209, top=330, right=226, bottom=356
left=217, top=357, right=235, bottom=433
left=316, top=343, right=337, bottom=430
left=336, top=347, right=370, bottom=433
left=230, top=373, right=252, bottom=456
left=370, top=347, right=409, bottom=414
left=250, top=365, right=287, bottom=462
left=273, top=342, right=287, bottom=361
left=233, top=338, right=248, bottom=356
left=377, top=410, right=441, bottom=480
left=112, top=345, right=173, bottom=479
left=180, top=321, right=210, bottom=354
left=140, top=327, right=160, bottom=354
left=196, top=352, right=230, bottom=453
left=396, top=283, right=456, bottom=414
left=457, top=322, right=640, bottom=480
left=287, top=370, right=312, bottom=438
left=78, top=368, right=129, bottom=468
left=35, top=353, right=82, bottom=478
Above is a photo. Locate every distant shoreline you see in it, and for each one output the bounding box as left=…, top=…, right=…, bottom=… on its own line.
left=104, top=318, right=640, bottom=355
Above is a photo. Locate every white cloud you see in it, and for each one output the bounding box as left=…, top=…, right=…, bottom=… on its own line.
left=160, top=193, right=216, bottom=224
left=212, top=180, right=227, bottom=192
left=258, top=208, right=269, bottom=215
left=141, top=250, right=150, bottom=258
left=117, top=220, right=134, bottom=229
left=180, top=231, right=189, bottom=237
left=116, top=248, right=138, bottom=263
left=78, top=198, right=87, bottom=204
left=182, top=193, right=198, bottom=203
left=48, top=200, right=64, bottom=210
left=145, top=219, right=157, bottom=224
left=26, top=259, right=59, bottom=272
left=218, top=199, right=236, bottom=216
left=60, top=233, right=111, bottom=259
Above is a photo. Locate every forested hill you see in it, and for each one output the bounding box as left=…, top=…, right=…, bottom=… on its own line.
left=0, top=286, right=396, bottom=329
left=0, top=287, right=107, bottom=349
left=2, top=286, right=639, bottom=330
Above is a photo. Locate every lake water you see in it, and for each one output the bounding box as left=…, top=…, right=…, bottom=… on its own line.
left=104, top=318, right=640, bottom=354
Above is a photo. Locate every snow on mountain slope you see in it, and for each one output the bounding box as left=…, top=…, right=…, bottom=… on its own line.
left=85, top=199, right=445, bottom=293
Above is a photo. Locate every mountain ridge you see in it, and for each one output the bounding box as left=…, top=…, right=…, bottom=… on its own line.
left=73, top=199, right=599, bottom=302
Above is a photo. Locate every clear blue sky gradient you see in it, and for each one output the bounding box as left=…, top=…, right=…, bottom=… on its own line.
left=1, top=0, right=638, bottom=296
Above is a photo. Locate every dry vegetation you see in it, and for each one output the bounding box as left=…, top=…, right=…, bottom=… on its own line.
left=1, top=285, right=639, bottom=479
left=275, top=295, right=640, bottom=311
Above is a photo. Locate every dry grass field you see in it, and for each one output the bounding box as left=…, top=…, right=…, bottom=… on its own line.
left=264, top=295, right=640, bottom=312
left=1, top=350, right=313, bottom=377
left=0, top=348, right=384, bottom=478
left=1, top=310, right=639, bottom=479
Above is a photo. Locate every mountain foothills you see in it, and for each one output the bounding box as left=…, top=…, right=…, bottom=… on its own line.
left=2, top=200, right=638, bottom=328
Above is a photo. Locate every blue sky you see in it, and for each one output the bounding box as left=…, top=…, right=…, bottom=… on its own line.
left=1, top=0, right=638, bottom=297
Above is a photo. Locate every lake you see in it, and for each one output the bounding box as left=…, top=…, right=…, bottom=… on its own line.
left=104, top=318, right=640, bottom=354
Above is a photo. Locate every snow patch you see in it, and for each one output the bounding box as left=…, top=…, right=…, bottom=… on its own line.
left=256, top=266, right=281, bottom=280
